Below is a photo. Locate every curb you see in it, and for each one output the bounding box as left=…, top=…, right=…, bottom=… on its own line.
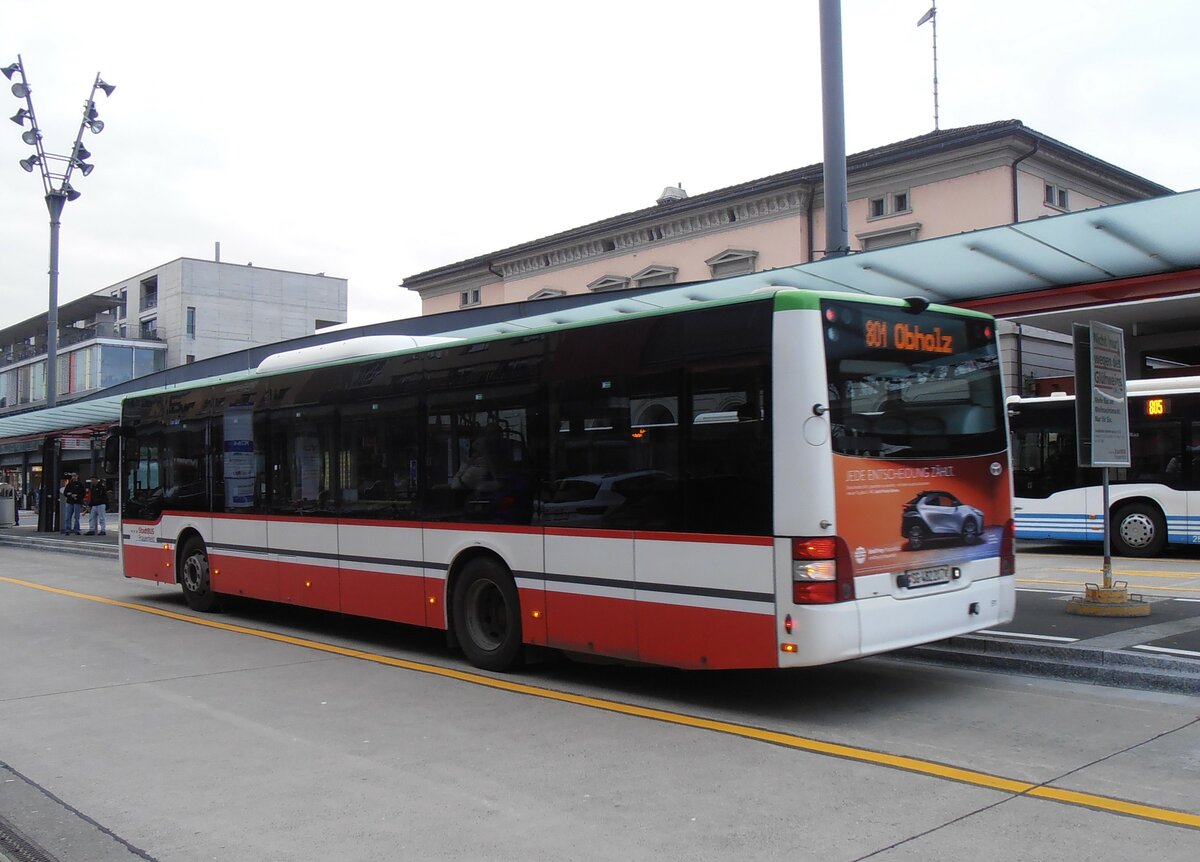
left=898, top=634, right=1200, bottom=695
left=0, top=534, right=118, bottom=560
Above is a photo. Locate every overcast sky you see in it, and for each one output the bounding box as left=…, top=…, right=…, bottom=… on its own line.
left=2, top=0, right=1198, bottom=329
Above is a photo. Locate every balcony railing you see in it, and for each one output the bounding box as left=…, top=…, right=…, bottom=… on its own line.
left=1, top=326, right=164, bottom=368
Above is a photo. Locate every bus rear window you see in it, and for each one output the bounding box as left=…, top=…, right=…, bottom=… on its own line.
left=821, top=300, right=1005, bottom=458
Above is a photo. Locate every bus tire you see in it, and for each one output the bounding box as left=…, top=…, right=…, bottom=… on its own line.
left=961, top=518, right=980, bottom=545
left=179, top=536, right=222, bottom=612
left=1112, top=503, right=1166, bottom=558
left=452, top=556, right=524, bottom=672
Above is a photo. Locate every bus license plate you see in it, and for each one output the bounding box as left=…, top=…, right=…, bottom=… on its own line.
left=901, top=565, right=951, bottom=589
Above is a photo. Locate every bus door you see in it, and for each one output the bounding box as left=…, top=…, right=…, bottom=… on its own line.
left=540, top=376, right=638, bottom=661
left=265, top=405, right=339, bottom=612
left=210, top=401, right=277, bottom=602
left=336, top=397, right=426, bottom=626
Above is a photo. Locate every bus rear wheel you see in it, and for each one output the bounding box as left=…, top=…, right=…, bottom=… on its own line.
left=179, top=537, right=222, bottom=612
left=452, top=557, right=523, bottom=672
left=1112, top=503, right=1166, bottom=558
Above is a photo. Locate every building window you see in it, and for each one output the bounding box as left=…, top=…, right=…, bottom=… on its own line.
left=140, top=318, right=158, bottom=340
left=186, top=306, right=196, bottom=338
left=186, top=354, right=196, bottom=364
left=528, top=288, right=566, bottom=300
left=140, top=276, right=158, bottom=311
left=705, top=249, right=758, bottom=278
left=459, top=288, right=481, bottom=307
left=867, top=191, right=910, bottom=220
left=114, top=289, right=126, bottom=319
left=856, top=222, right=922, bottom=251
left=1045, top=183, right=1070, bottom=210
left=631, top=265, right=679, bottom=288
left=587, top=275, right=631, bottom=293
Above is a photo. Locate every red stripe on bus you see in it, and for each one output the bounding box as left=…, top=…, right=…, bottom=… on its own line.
left=544, top=589, right=775, bottom=669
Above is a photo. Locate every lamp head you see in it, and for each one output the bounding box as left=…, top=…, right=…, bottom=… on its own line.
left=10, top=82, right=29, bottom=98
left=96, top=79, right=115, bottom=97
left=1, top=62, right=19, bottom=80
left=62, top=183, right=82, bottom=202
left=9, top=108, right=29, bottom=126
left=19, top=154, right=39, bottom=172
left=21, top=128, right=39, bottom=145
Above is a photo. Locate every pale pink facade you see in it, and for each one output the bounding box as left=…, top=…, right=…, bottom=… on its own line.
left=406, top=122, right=1168, bottom=314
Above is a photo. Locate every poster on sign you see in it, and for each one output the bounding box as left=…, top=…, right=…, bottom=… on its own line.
left=1072, top=322, right=1130, bottom=468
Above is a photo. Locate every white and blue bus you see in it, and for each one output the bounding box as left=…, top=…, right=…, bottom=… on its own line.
left=1009, top=376, right=1200, bottom=556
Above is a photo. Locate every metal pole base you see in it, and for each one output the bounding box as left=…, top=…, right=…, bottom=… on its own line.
left=1065, top=582, right=1151, bottom=617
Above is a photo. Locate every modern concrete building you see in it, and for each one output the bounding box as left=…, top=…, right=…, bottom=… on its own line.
left=0, top=257, right=347, bottom=416
left=403, top=120, right=1172, bottom=316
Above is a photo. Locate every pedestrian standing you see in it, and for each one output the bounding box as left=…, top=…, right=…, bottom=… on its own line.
left=86, top=479, right=109, bottom=536
left=62, top=473, right=85, bottom=535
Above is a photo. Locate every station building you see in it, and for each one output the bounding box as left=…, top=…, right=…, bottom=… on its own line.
left=2, top=119, right=1198, bottom=514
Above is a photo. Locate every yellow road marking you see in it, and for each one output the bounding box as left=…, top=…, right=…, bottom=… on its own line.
left=3, top=574, right=1199, bottom=831
left=1017, top=578, right=1200, bottom=594
left=1056, top=567, right=1200, bottom=580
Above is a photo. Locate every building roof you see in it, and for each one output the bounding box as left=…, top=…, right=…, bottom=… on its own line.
left=402, top=120, right=1175, bottom=288
left=0, top=294, right=123, bottom=346
left=436, top=188, right=1200, bottom=339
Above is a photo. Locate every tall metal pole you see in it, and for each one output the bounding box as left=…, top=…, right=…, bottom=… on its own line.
left=919, top=2, right=940, bottom=130
left=819, top=0, right=850, bottom=258
left=931, top=3, right=940, bottom=129
left=45, top=192, right=65, bottom=408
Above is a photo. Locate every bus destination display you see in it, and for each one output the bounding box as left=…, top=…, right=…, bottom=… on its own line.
left=864, top=318, right=957, bottom=354
left=825, top=302, right=970, bottom=358
left=1144, top=396, right=1170, bottom=417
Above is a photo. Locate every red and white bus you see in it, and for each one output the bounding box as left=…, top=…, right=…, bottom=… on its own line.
left=113, top=288, right=1015, bottom=671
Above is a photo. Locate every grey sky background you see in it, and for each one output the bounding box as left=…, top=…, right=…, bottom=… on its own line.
left=2, top=0, right=1198, bottom=328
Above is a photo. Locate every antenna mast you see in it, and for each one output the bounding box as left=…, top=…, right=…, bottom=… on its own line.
left=918, top=2, right=939, bottom=130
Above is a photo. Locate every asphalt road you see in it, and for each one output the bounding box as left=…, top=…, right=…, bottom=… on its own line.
left=1, top=546, right=1198, bottom=861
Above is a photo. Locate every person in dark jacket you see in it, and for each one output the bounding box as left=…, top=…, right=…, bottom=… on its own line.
left=62, top=473, right=85, bottom=535
left=85, top=478, right=110, bottom=536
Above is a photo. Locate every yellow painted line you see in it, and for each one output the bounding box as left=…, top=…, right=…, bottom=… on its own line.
left=1057, top=567, right=1200, bottom=580
left=1017, top=578, right=1200, bottom=594
left=3, top=575, right=1199, bottom=831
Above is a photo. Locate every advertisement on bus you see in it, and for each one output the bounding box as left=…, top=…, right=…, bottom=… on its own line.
left=834, top=453, right=1011, bottom=577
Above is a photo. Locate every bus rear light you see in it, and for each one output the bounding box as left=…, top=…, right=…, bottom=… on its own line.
left=792, top=535, right=855, bottom=604
left=793, top=580, right=838, bottom=604
left=781, top=642, right=798, bottom=653
left=784, top=614, right=793, bottom=634
left=1000, top=518, right=1016, bottom=576
left=793, top=537, right=837, bottom=559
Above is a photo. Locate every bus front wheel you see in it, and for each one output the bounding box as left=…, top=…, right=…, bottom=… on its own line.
left=452, top=556, right=524, bottom=672
left=1112, top=503, right=1166, bottom=558
left=179, top=537, right=222, bottom=612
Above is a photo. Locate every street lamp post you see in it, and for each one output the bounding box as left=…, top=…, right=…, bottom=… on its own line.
left=4, top=55, right=114, bottom=409
left=5, top=55, right=113, bottom=533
